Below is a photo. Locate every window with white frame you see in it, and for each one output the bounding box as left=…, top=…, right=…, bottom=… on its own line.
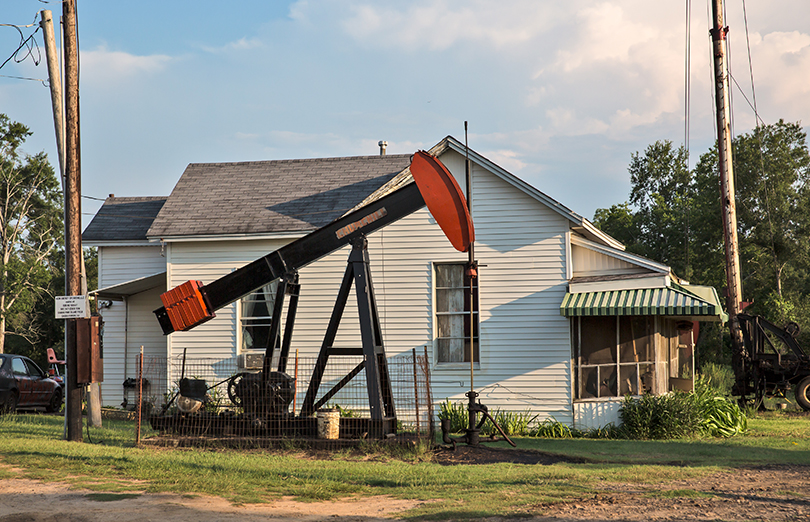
left=435, top=263, right=479, bottom=364
left=572, top=315, right=655, bottom=399
left=240, top=281, right=279, bottom=352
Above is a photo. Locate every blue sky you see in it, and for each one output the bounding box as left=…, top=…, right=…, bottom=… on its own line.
left=2, top=1, right=809, bottom=228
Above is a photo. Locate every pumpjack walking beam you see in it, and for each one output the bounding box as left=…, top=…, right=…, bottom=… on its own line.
left=154, top=181, right=428, bottom=336
left=154, top=151, right=474, bottom=427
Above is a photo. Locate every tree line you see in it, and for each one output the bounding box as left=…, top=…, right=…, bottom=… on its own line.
left=593, top=120, right=810, bottom=365
left=0, top=114, right=96, bottom=370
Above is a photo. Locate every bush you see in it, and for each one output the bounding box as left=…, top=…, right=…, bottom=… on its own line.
left=620, top=392, right=703, bottom=439
left=619, top=378, right=747, bottom=440
left=531, top=418, right=576, bottom=438
left=438, top=400, right=537, bottom=436
left=693, top=376, right=747, bottom=437
left=485, top=410, right=537, bottom=436
left=438, top=399, right=468, bottom=433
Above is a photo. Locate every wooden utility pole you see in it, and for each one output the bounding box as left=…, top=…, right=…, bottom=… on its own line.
left=39, top=10, right=65, bottom=185
left=710, top=0, right=747, bottom=394
left=63, top=0, right=83, bottom=442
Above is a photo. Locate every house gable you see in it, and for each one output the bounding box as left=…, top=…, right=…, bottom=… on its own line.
left=82, top=196, right=167, bottom=246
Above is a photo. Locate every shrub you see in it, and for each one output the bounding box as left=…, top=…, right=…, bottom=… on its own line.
left=619, top=378, right=747, bottom=440
left=531, top=418, right=577, bottom=438
left=485, top=409, right=537, bottom=436
left=438, top=399, right=468, bottom=433
left=693, top=376, right=747, bottom=437
left=620, top=392, right=702, bottom=439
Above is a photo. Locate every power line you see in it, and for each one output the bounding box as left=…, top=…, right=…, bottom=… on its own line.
left=0, top=15, right=43, bottom=73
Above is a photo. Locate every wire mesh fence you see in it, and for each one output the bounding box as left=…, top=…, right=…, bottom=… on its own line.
left=132, top=348, right=434, bottom=448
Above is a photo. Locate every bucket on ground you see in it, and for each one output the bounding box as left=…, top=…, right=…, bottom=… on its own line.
left=317, top=408, right=340, bottom=439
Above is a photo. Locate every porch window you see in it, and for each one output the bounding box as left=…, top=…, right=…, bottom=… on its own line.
left=573, top=316, right=654, bottom=399
left=241, top=281, right=279, bottom=352
left=435, top=263, right=478, bottom=364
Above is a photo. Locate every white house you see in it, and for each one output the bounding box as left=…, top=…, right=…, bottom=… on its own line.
left=83, top=136, right=726, bottom=428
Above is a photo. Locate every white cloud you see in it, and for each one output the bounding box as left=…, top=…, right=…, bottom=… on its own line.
left=747, top=30, right=810, bottom=123
left=330, top=0, right=558, bottom=51
left=81, top=46, right=171, bottom=84
left=552, top=3, right=658, bottom=72
left=201, top=37, right=264, bottom=54
left=479, top=148, right=527, bottom=174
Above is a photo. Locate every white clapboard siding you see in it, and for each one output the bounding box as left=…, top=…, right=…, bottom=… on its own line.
left=96, top=246, right=167, bottom=406
left=155, top=150, right=575, bottom=423
left=425, top=158, right=573, bottom=423
left=98, top=246, right=165, bottom=287
left=572, top=243, right=640, bottom=276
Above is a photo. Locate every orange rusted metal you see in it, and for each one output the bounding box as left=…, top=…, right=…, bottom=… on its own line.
left=410, top=151, right=474, bottom=252
left=159, top=280, right=214, bottom=331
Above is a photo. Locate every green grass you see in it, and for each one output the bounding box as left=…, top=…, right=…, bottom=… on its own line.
left=0, top=412, right=808, bottom=519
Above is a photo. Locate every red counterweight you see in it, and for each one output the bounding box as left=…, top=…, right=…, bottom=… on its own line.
left=159, top=280, right=214, bottom=332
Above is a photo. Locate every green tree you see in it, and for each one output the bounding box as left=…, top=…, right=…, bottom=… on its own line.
left=733, top=120, right=810, bottom=299
left=592, top=202, right=641, bottom=252
left=593, top=141, right=697, bottom=280
left=0, top=114, right=63, bottom=354
left=595, top=121, right=810, bottom=365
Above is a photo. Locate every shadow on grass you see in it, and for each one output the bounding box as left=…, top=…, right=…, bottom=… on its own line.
left=510, top=436, right=810, bottom=467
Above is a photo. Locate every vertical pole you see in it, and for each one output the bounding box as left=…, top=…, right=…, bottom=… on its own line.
left=39, top=10, right=65, bottom=186
left=63, top=0, right=83, bottom=442
left=464, top=122, right=475, bottom=392
left=293, top=348, right=299, bottom=413
left=412, top=347, right=420, bottom=435
left=135, top=346, right=143, bottom=446
left=710, top=0, right=747, bottom=394
left=423, top=345, right=434, bottom=442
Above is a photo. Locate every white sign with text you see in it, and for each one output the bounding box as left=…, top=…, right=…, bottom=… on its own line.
left=55, top=295, right=88, bottom=319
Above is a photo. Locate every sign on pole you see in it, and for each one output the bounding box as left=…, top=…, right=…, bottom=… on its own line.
left=55, top=295, right=88, bottom=319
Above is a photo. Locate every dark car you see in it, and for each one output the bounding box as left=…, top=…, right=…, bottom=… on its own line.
left=0, top=354, right=63, bottom=413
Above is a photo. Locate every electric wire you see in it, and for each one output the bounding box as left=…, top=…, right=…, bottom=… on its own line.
left=742, top=0, right=780, bottom=295
left=684, top=0, right=692, bottom=165
left=741, top=0, right=760, bottom=124
left=0, top=16, right=42, bottom=73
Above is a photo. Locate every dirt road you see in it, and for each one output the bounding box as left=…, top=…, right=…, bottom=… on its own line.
left=1, top=457, right=808, bottom=521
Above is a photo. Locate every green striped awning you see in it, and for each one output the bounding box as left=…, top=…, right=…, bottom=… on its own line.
left=560, top=285, right=727, bottom=322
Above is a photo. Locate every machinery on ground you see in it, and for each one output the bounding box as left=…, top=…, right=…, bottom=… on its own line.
left=734, top=313, right=810, bottom=410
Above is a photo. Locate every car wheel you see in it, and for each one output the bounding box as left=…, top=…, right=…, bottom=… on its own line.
left=2, top=391, right=19, bottom=414
left=46, top=388, right=63, bottom=413
left=796, top=376, right=810, bottom=411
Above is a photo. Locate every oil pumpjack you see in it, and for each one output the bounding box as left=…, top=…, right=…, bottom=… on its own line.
left=151, top=150, right=502, bottom=439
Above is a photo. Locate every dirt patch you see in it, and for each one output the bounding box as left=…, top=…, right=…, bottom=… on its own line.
left=532, top=465, right=810, bottom=521
left=432, top=444, right=583, bottom=465
left=1, top=454, right=808, bottom=521
left=0, top=477, right=423, bottom=522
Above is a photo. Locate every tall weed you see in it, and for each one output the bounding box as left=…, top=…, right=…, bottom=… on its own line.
left=698, top=363, right=735, bottom=397
left=438, top=399, right=468, bottom=433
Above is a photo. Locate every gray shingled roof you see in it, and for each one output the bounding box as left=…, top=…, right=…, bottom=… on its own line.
left=146, top=155, right=411, bottom=238
left=82, top=197, right=167, bottom=242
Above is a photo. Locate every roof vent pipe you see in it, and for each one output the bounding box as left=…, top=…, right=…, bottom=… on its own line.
left=378, top=140, right=388, bottom=156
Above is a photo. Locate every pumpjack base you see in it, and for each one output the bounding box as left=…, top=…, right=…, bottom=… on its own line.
left=149, top=412, right=398, bottom=440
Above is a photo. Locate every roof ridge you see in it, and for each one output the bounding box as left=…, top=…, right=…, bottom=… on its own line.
left=186, top=154, right=411, bottom=168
